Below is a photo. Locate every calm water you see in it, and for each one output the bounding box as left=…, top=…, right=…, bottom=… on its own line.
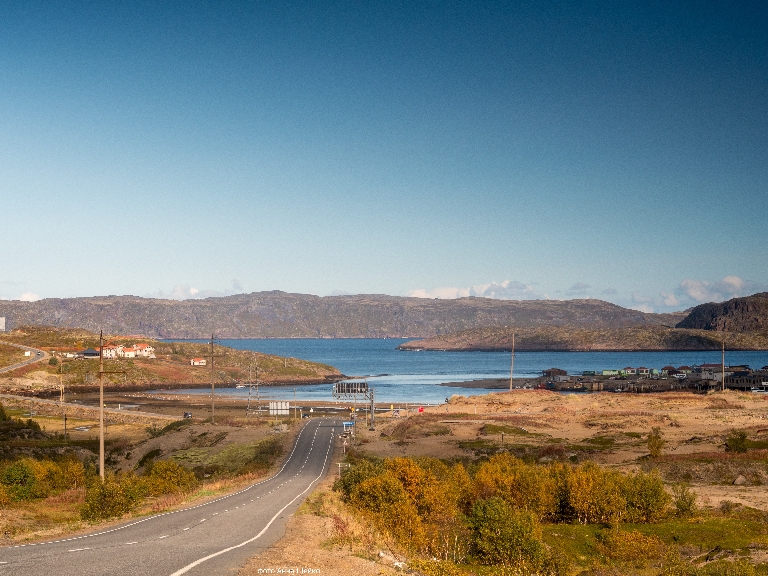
left=162, top=338, right=768, bottom=405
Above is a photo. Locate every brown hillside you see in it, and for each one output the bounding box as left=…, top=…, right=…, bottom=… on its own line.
left=0, top=292, right=685, bottom=339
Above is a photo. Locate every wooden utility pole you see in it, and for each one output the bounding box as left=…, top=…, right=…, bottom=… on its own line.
left=208, top=334, right=225, bottom=424
left=722, top=334, right=726, bottom=392
left=98, top=331, right=125, bottom=480
left=509, top=331, right=515, bottom=392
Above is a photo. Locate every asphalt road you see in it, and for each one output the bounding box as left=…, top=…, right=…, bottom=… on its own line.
left=0, top=342, right=47, bottom=374
left=0, top=418, right=339, bottom=576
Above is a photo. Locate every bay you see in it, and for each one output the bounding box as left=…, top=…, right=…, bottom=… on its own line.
left=166, top=339, right=768, bottom=405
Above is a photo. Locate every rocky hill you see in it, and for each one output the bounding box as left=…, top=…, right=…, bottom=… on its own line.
left=0, top=326, right=342, bottom=391
left=397, top=325, right=768, bottom=351
left=0, top=292, right=684, bottom=339
left=676, top=293, right=768, bottom=332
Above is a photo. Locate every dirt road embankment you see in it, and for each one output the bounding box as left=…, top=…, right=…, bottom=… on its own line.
left=0, top=393, right=179, bottom=425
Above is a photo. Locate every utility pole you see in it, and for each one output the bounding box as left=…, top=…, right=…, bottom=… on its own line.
left=97, top=331, right=125, bottom=480
left=210, top=334, right=215, bottom=424
left=208, top=334, right=225, bottom=424
left=509, top=330, right=515, bottom=392
left=722, top=334, right=726, bottom=392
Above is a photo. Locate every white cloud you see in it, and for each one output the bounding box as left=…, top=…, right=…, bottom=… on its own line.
left=148, top=284, right=239, bottom=300
left=677, top=275, right=763, bottom=304
left=565, top=282, right=591, bottom=296
left=408, top=280, right=541, bottom=300
left=19, top=292, right=41, bottom=302
left=408, top=286, right=470, bottom=299
left=660, top=291, right=679, bottom=307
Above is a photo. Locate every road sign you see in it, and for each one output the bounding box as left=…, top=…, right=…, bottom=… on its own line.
left=269, top=401, right=290, bottom=416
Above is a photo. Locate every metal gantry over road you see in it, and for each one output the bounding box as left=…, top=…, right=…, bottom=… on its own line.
left=0, top=418, right=339, bottom=576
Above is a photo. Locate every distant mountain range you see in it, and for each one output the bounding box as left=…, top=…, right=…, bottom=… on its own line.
left=0, top=292, right=685, bottom=339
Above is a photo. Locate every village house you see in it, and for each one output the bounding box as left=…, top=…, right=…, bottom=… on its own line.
left=134, top=343, right=156, bottom=358
left=120, top=347, right=137, bottom=359
left=623, top=367, right=637, bottom=375
left=636, top=367, right=650, bottom=376
left=102, top=344, right=123, bottom=359
left=542, top=368, right=567, bottom=378
left=190, top=357, right=207, bottom=366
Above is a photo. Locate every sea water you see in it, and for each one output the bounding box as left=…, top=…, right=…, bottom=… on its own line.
left=161, top=338, right=768, bottom=405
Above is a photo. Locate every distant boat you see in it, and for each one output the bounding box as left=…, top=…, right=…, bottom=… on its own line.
left=235, top=384, right=246, bottom=389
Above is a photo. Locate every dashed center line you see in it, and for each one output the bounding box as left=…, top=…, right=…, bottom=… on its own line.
left=158, top=535, right=169, bottom=539
left=126, top=541, right=138, bottom=545
left=68, top=548, right=90, bottom=552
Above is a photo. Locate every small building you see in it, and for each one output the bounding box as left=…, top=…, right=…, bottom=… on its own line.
left=77, top=348, right=100, bottom=359
left=726, top=371, right=768, bottom=391
left=543, top=368, right=567, bottom=378
left=0, top=317, right=5, bottom=332
left=624, top=367, right=637, bottom=375
left=134, top=343, right=156, bottom=358
left=120, top=347, right=137, bottom=359
left=190, top=357, right=207, bottom=366
left=582, top=370, right=597, bottom=376
left=661, top=366, right=676, bottom=376
left=678, top=366, right=692, bottom=374
left=102, top=344, right=123, bottom=359
left=602, top=369, right=620, bottom=376
left=637, top=367, right=650, bottom=376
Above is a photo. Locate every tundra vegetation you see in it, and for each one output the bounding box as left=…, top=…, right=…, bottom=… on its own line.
left=329, top=450, right=768, bottom=575
left=0, top=325, right=341, bottom=390
left=0, top=401, right=287, bottom=539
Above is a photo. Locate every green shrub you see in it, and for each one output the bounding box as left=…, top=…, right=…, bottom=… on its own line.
left=725, top=430, right=748, bottom=453
left=333, top=458, right=383, bottom=501
left=672, top=483, right=697, bottom=517
left=623, top=471, right=670, bottom=523
left=648, top=426, right=666, bottom=458
left=468, top=497, right=547, bottom=569
left=0, top=402, right=8, bottom=421
left=81, top=473, right=146, bottom=521
left=1, top=459, right=39, bottom=501
left=143, top=460, right=196, bottom=496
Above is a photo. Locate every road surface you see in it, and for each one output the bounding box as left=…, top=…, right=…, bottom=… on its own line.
left=0, top=418, right=339, bottom=576
left=0, top=342, right=47, bottom=374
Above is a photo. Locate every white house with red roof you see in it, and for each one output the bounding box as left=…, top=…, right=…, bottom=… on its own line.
left=120, top=346, right=137, bottom=359
left=134, top=343, right=155, bottom=358
left=102, top=344, right=123, bottom=359
left=190, top=357, right=207, bottom=366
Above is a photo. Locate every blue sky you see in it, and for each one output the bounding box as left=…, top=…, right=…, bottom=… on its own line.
left=1, top=1, right=766, bottom=313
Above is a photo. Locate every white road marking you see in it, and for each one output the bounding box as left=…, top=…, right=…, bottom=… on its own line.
left=183, top=528, right=190, bottom=531
left=169, top=428, right=333, bottom=576
left=68, top=548, right=90, bottom=552
left=126, top=542, right=138, bottom=545
left=158, top=535, right=169, bottom=539
left=7, top=420, right=317, bottom=550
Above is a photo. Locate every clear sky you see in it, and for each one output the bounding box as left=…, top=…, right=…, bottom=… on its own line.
left=1, top=1, right=766, bottom=313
